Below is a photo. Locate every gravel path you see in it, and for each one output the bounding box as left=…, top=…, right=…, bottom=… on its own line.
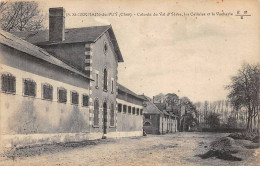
left=0, top=132, right=258, bottom=166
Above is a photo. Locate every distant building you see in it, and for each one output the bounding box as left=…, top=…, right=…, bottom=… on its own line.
left=140, top=95, right=178, bottom=135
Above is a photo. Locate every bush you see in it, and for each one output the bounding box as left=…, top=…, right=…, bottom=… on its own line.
left=228, top=132, right=259, bottom=141
left=201, top=127, right=246, bottom=133
left=205, top=113, right=220, bottom=129
left=227, top=116, right=237, bottom=128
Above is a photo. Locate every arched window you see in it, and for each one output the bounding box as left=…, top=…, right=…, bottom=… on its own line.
left=110, top=103, right=115, bottom=126
left=103, top=68, right=108, bottom=91
left=144, top=122, right=151, bottom=126
left=1, top=73, right=16, bottom=93
left=94, top=99, right=99, bottom=126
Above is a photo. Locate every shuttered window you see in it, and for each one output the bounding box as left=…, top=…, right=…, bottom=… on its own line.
left=1, top=73, right=16, bottom=93
left=132, top=107, right=136, bottom=114
left=82, top=95, right=89, bottom=107
left=24, top=79, right=36, bottom=97
left=128, top=106, right=132, bottom=114
left=71, top=91, right=79, bottom=105
left=42, top=83, right=53, bottom=100
left=123, top=105, right=127, bottom=113
left=58, top=88, right=67, bottom=103
left=118, top=103, right=122, bottom=113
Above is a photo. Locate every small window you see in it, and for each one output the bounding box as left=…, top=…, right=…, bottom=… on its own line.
left=24, top=79, right=36, bottom=97
left=42, top=83, right=53, bottom=100
left=123, top=105, right=127, bottom=113
left=144, top=114, right=151, bottom=119
left=82, top=94, right=89, bottom=107
left=132, top=107, right=136, bottom=115
left=118, top=103, right=122, bottom=113
left=137, top=108, right=140, bottom=115
left=95, top=73, right=99, bottom=88
left=58, top=88, right=67, bottom=103
left=103, top=68, right=108, bottom=91
left=71, top=91, right=79, bottom=105
left=140, top=109, right=143, bottom=115
left=111, top=80, right=114, bottom=93
left=128, top=106, right=132, bottom=114
left=104, top=41, right=108, bottom=54
left=1, top=73, right=16, bottom=94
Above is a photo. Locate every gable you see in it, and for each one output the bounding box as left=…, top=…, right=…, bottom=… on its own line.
left=12, top=25, right=124, bottom=62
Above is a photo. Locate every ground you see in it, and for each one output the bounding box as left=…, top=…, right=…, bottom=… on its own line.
left=0, top=132, right=259, bottom=166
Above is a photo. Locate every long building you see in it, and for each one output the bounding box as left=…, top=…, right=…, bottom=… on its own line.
left=0, top=7, right=145, bottom=148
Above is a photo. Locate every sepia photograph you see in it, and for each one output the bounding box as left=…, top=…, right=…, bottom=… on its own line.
left=0, top=0, right=259, bottom=166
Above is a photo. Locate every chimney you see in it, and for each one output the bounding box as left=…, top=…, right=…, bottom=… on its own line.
left=49, top=7, right=65, bottom=42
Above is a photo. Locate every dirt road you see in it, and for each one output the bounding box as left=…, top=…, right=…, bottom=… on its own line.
left=0, top=132, right=259, bottom=166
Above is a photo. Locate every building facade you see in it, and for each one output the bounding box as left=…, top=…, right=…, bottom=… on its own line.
left=141, top=95, right=178, bottom=135
left=0, top=7, right=144, bottom=148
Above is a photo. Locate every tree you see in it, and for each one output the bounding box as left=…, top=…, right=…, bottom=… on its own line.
left=0, top=1, right=44, bottom=32
left=226, top=63, right=260, bottom=132
left=227, top=116, right=237, bottom=129
left=206, top=113, right=220, bottom=129
left=180, top=97, right=199, bottom=131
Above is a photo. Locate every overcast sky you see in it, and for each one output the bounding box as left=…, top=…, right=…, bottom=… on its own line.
left=37, top=0, right=260, bottom=103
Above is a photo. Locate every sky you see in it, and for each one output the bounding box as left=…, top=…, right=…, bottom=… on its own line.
left=35, top=0, right=260, bottom=103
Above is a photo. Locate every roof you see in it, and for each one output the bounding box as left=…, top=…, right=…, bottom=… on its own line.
left=138, top=94, right=150, bottom=101
left=12, top=25, right=124, bottom=62
left=117, top=84, right=146, bottom=101
left=142, top=95, right=177, bottom=117
left=154, top=103, right=166, bottom=112
left=0, top=29, right=92, bottom=80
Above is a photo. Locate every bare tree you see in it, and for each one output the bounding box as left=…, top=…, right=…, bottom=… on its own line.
left=226, top=63, right=260, bottom=132
left=0, top=1, right=44, bottom=32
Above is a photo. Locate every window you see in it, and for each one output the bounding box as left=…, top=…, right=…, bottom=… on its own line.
left=1, top=73, right=16, bottom=93
left=71, top=91, right=79, bottom=105
left=94, top=100, right=99, bottom=126
left=42, top=83, right=53, bottom=100
left=144, top=122, right=151, bottom=126
left=132, top=107, right=136, bottom=115
left=123, top=105, right=127, bottom=113
left=128, top=106, right=132, bottom=114
left=82, top=95, right=89, bottom=107
left=95, top=73, right=99, bottom=88
left=137, top=108, right=140, bottom=115
left=144, top=114, right=151, bottom=119
left=111, top=80, right=114, bottom=93
left=118, top=103, right=122, bottom=113
left=110, top=103, right=115, bottom=126
left=104, top=41, right=108, bottom=54
left=24, top=79, right=36, bottom=97
left=58, top=88, right=67, bottom=103
left=103, top=68, right=107, bottom=91
left=140, top=109, right=143, bottom=115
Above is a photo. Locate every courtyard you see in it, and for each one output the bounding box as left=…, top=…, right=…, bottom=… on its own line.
left=0, top=132, right=259, bottom=166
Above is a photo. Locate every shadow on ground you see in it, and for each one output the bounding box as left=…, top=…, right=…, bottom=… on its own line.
left=1, top=139, right=116, bottom=160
